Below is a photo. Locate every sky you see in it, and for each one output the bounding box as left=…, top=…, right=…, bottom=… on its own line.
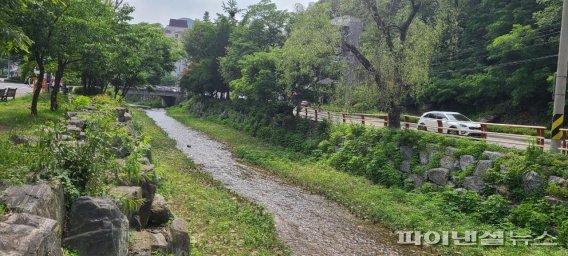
left=127, top=0, right=316, bottom=26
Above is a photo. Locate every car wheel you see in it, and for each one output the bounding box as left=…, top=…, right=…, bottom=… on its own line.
left=448, top=127, right=459, bottom=136
left=418, top=124, right=426, bottom=131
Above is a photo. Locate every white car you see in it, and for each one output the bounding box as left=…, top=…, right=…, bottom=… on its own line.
left=417, top=111, right=482, bottom=136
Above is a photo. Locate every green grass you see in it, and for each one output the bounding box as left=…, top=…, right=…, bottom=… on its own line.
left=133, top=110, right=289, bottom=256
left=0, top=93, right=67, bottom=137
left=167, top=107, right=568, bottom=256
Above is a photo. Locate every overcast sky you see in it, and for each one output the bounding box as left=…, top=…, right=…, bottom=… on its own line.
left=127, top=0, right=316, bottom=26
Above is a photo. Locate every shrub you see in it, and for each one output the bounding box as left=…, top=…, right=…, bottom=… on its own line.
left=476, top=195, right=510, bottom=224
left=72, top=86, right=84, bottom=95
left=546, top=184, right=568, bottom=200
left=559, top=220, right=568, bottom=247
left=71, top=96, right=92, bottom=110
left=509, top=201, right=550, bottom=234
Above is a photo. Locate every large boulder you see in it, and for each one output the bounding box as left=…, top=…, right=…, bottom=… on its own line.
left=110, top=186, right=143, bottom=230
left=549, top=176, right=567, bottom=186
left=0, top=182, right=65, bottom=237
left=167, top=219, right=190, bottom=256
left=399, top=161, right=411, bottom=173
left=399, top=146, right=413, bottom=161
left=473, top=160, right=493, bottom=177
left=129, top=231, right=169, bottom=256
left=426, top=168, right=450, bottom=186
left=459, top=155, right=477, bottom=171
left=0, top=213, right=63, bottom=256
left=482, top=151, right=504, bottom=161
left=64, top=197, right=129, bottom=256
left=522, top=171, right=543, bottom=195
left=408, top=174, right=425, bottom=188
left=445, top=147, right=458, bottom=156
left=440, top=156, right=457, bottom=171
left=138, top=169, right=158, bottom=229
left=9, top=135, right=40, bottom=145
left=149, top=194, right=173, bottom=226
left=419, top=151, right=429, bottom=165
left=463, top=176, right=485, bottom=193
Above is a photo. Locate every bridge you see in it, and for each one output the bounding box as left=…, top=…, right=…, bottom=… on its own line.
left=127, top=86, right=184, bottom=107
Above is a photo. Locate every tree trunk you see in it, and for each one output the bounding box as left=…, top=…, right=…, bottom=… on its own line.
left=50, top=60, right=66, bottom=112
left=388, top=103, right=401, bottom=128
left=31, top=55, right=44, bottom=116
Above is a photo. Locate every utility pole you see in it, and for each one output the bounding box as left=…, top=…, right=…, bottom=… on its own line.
left=551, top=0, right=568, bottom=153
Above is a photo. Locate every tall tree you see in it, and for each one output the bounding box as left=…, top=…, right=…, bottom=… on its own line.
left=339, top=0, right=445, bottom=127
left=10, top=0, right=69, bottom=115
left=220, top=0, right=289, bottom=83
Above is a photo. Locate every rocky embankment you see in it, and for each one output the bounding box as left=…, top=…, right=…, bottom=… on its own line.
left=0, top=107, right=189, bottom=256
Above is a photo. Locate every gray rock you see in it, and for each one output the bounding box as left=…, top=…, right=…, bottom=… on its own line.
left=400, top=146, right=413, bottom=161
left=116, top=107, right=127, bottom=118
left=168, top=218, right=190, bottom=256
left=445, top=147, right=458, bottom=156
left=482, top=151, right=504, bottom=161
left=473, top=160, right=493, bottom=177
left=440, top=156, right=457, bottom=171
left=67, top=112, right=80, bottom=118
left=68, top=118, right=86, bottom=129
left=333, top=146, right=341, bottom=153
left=460, top=155, right=477, bottom=171
left=110, top=186, right=143, bottom=229
left=129, top=231, right=169, bottom=256
left=426, top=168, right=450, bottom=186
left=67, top=125, right=82, bottom=136
left=64, top=197, right=129, bottom=256
left=399, top=161, right=411, bottom=173
left=124, top=113, right=133, bottom=122
left=149, top=194, right=173, bottom=226
left=548, top=176, right=566, bottom=186
left=139, top=175, right=158, bottom=229
left=1, top=182, right=65, bottom=237
left=0, top=213, right=63, bottom=256
left=464, top=176, right=485, bottom=193
left=544, top=196, right=568, bottom=205
left=419, top=151, right=429, bottom=165
left=522, top=171, right=543, bottom=195
left=495, top=185, right=511, bottom=198
left=9, top=135, right=40, bottom=145
left=138, top=157, right=151, bottom=165
left=409, top=174, right=424, bottom=188
left=454, top=188, right=467, bottom=193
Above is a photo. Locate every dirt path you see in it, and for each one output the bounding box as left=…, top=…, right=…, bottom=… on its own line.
left=146, top=109, right=429, bottom=256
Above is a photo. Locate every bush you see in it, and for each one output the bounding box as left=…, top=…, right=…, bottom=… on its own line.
left=559, top=220, right=568, bottom=247
left=476, top=195, right=510, bottom=224
left=71, top=96, right=92, bottom=110
left=72, top=86, right=84, bottom=95
left=509, top=201, right=550, bottom=234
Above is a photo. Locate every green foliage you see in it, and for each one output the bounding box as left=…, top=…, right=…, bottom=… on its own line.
left=477, top=195, right=511, bottom=224
left=546, top=184, right=568, bottom=200
left=559, top=220, right=568, bottom=247
left=70, top=96, right=92, bottom=110
left=0, top=202, right=7, bottom=216
left=230, top=50, right=284, bottom=102
left=509, top=201, right=551, bottom=235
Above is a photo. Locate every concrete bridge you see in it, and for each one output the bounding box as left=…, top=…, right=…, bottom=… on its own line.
left=127, top=86, right=184, bottom=107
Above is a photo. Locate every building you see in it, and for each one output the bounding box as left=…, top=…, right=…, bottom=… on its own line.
left=164, top=18, right=193, bottom=83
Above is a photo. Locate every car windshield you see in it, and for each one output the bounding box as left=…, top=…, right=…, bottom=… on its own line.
left=447, top=114, right=472, bottom=122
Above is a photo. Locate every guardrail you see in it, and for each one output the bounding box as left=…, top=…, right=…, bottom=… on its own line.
left=299, top=107, right=548, bottom=150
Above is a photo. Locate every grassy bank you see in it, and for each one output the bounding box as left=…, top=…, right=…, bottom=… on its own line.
left=133, top=110, right=289, bottom=256
left=167, top=106, right=567, bottom=256
left=0, top=94, right=66, bottom=137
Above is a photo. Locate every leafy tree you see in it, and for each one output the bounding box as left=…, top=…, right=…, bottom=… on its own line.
left=280, top=2, right=343, bottom=107
left=230, top=49, right=284, bottom=102
left=9, top=0, right=70, bottom=115
left=338, top=0, right=446, bottom=128
left=220, top=0, right=289, bottom=83
left=181, top=16, right=231, bottom=96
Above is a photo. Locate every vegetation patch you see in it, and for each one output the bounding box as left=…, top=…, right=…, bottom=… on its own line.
left=168, top=102, right=568, bottom=256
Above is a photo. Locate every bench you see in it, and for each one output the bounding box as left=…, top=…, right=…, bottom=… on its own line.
left=0, top=88, right=17, bottom=101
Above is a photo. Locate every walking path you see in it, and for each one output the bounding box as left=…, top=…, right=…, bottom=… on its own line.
left=146, top=109, right=431, bottom=256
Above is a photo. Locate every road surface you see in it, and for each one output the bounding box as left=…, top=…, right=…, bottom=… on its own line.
left=0, top=79, right=33, bottom=98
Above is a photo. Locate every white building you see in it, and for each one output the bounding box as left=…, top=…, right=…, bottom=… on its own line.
left=164, top=19, right=192, bottom=83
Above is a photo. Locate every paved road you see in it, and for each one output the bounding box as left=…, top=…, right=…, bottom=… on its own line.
left=0, top=79, right=33, bottom=98
left=146, top=109, right=434, bottom=256
left=304, top=109, right=547, bottom=150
